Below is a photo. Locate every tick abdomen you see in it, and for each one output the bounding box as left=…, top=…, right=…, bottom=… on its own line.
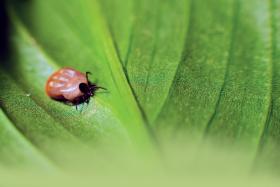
left=46, top=67, right=88, bottom=101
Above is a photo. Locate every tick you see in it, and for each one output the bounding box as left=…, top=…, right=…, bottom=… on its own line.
left=45, top=67, right=105, bottom=107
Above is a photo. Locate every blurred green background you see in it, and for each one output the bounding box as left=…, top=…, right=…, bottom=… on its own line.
left=0, top=0, right=280, bottom=185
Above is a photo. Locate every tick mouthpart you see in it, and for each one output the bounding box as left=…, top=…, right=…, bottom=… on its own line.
left=79, top=82, right=106, bottom=98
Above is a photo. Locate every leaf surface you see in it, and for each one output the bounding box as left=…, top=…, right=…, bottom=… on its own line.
left=0, top=0, right=279, bottom=171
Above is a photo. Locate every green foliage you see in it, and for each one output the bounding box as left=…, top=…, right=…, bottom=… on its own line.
left=0, top=0, right=280, bottom=175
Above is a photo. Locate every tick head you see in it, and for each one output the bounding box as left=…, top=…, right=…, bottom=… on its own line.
left=79, top=83, right=90, bottom=94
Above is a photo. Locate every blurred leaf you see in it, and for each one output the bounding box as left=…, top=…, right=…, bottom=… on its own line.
left=257, top=0, right=280, bottom=170
left=0, top=107, right=54, bottom=169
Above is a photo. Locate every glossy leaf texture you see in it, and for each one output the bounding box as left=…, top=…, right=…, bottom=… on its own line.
left=0, top=0, right=279, bottom=172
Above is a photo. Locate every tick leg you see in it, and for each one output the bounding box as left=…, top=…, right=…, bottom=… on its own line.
left=95, top=86, right=107, bottom=91
left=75, top=105, right=78, bottom=111
left=86, top=72, right=92, bottom=82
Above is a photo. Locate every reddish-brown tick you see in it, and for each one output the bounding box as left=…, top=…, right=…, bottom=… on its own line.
left=46, top=67, right=105, bottom=106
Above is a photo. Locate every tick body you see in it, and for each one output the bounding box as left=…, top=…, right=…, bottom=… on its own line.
left=45, top=67, right=104, bottom=105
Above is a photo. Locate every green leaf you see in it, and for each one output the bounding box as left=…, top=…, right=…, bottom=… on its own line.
left=100, top=0, right=279, bottom=162
left=100, top=0, right=190, bottom=123
left=0, top=0, right=280, bottom=174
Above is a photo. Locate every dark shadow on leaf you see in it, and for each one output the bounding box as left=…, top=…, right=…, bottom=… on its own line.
left=0, top=0, right=10, bottom=61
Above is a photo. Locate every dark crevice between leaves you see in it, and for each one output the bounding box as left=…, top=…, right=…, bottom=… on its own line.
left=98, top=1, right=161, bottom=150
left=126, top=73, right=162, bottom=150
left=124, top=69, right=161, bottom=149
left=111, top=32, right=122, bottom=67
left=256, top=0, right=276, bottom=156
left=124, top=29, right=134, bottom=68
left=203, top=0, right=240, bottom=136
left=98, top=1, right=134, bottom=69
left=0, top=0, right=10, bottom=61
left=95, top=5, right=136, bottom=103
